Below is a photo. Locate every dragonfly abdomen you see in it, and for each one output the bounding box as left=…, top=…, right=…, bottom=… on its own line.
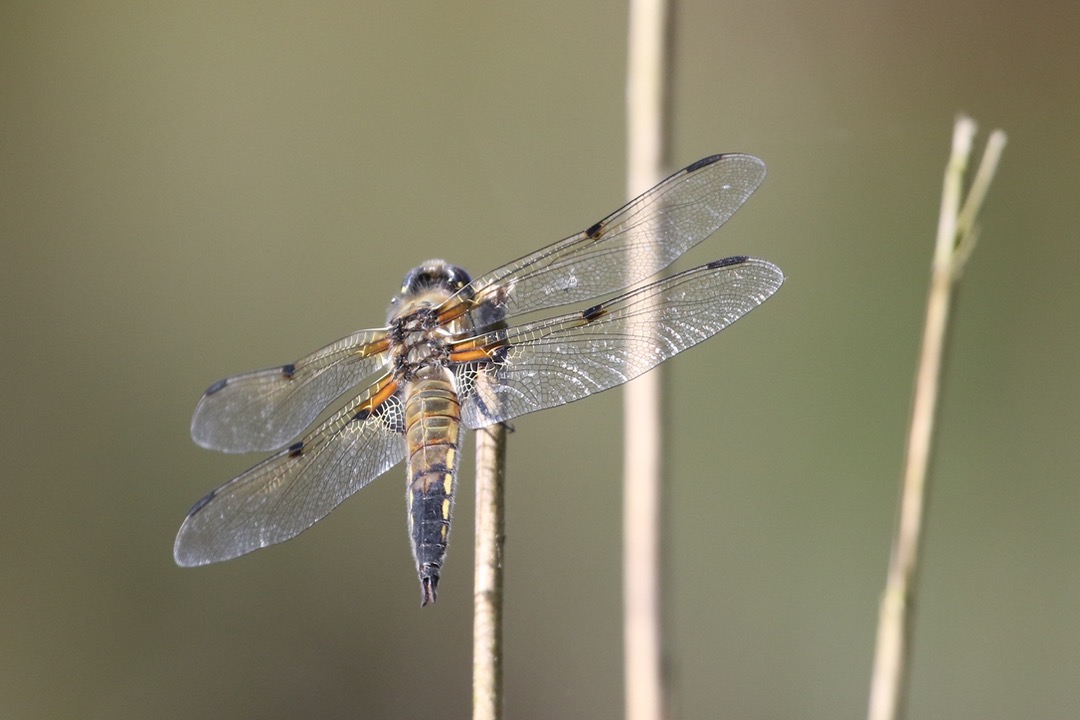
left=403, top=371, right=463, bottom=606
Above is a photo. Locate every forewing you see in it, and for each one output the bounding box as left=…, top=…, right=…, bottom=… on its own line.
left=191, top=327, right=389, bottom=453
left=458, top=257, right=783, bottom=429
left=458, top=154, right=766, bottom=320
left=175, top=377, right=405, bottom=566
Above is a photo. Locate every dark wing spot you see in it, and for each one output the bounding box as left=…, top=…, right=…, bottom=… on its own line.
left=489, top=343, right=510, bottom=364
left=281, top=363, right=296, bottom=378
left=685, top=154, right=724, bottom=173
left=471, top=394, right=497, bottom=424
left=708, top=256, right=749, bottom=270
left=352, top=408, right=371, bottom=423
left=187, top=489, right=217, bottom=517
left=204, top=378, right=228, bottom=395
left=585, top=221, right=604, bottom=239
left=373, top=398, right=406, bottom=434
left=581, top=303, right=606, bottom=322
left=287, top=441, right=305, bottom=458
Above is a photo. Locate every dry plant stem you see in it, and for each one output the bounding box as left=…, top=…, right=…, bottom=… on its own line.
left=867, top=116, right=1007, bottom=720
left=955, top=130, right=1009, bottom=256
left=624, top=0, right=672, bottom=719
left=473, top=423, right=507, bottom=720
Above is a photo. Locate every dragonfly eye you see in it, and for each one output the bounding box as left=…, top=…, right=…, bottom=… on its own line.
left=445, top=265, right=472, bottom=291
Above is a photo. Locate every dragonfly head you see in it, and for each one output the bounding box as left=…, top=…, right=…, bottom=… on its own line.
left=388, top=261, right=474, bottom=321
left=398, top=260, right=472, bottom=296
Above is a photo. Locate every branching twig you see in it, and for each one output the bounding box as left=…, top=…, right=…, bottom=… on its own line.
left=866, top=116, right=1007, bottom=720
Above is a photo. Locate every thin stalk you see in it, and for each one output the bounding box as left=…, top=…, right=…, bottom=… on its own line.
left=866, top=116, right=1006, bottom=720
left=624, top=0, right=673, bottom=719
left=473, top=423, right=507, bottom=720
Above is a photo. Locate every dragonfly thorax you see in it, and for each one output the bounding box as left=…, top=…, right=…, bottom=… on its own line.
left=387, top=261, right=475, bottom=383
left=387, top=308, right=453, bottom=383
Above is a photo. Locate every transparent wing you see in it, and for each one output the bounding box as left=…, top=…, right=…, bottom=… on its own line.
left=191, top=327, right=390, bottom=453
left=175, top=376, right=405, bottom=566
left=457, top=154, right=766, bottom=320
left=458, top=257, right=783, bottom=429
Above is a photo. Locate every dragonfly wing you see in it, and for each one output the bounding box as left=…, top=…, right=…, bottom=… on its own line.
left=458, top=154, right=766, bottom=320
left=191, top=327, right=389, bottom=453
left=459, top=257, right=783, bottom=429
left=175, top=376, right=405, bottom=566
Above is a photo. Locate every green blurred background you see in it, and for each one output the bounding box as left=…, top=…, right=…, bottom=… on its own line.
left=2, top=2, right=1077, bottom=718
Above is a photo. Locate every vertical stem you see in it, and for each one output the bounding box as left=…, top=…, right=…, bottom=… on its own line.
left=624, top=1, right=673, bottom=719
left=866, top=117, right=1006, bottom=720
left=474, top=424, right=507, bottom=720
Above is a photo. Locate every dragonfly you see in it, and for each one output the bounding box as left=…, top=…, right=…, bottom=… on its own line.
left=175, top=153, right=784, bottom=605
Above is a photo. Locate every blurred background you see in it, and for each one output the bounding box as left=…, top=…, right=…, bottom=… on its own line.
left=2, top=2, right=1077, bottom=718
